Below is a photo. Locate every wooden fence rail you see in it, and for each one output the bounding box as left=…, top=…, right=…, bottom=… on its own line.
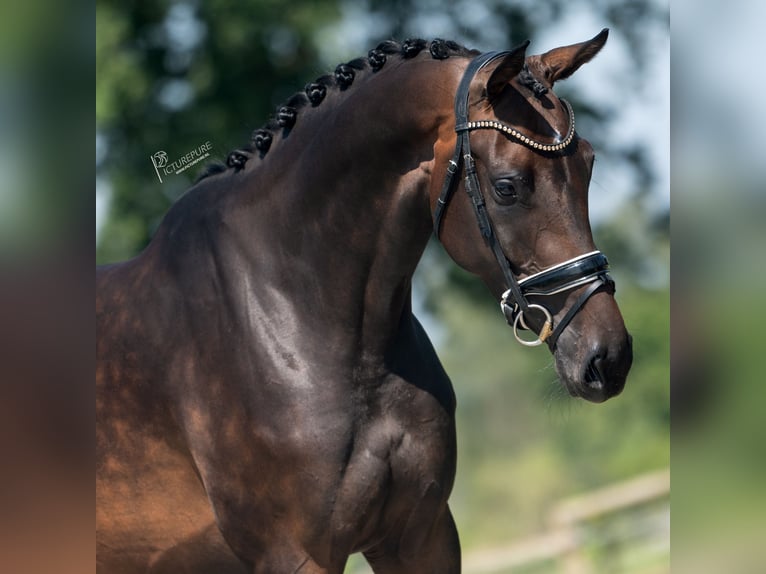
left=463, top=468, right=670, bottom=574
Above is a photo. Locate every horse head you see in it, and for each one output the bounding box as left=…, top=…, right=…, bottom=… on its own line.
left=432, top=30, right=632, bottom=403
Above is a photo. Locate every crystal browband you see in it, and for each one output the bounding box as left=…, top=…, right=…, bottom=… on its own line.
left=456, top=98, right=576, bottom=153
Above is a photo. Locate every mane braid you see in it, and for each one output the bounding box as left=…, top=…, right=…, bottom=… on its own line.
left=196, top=38, right=472, bottom=181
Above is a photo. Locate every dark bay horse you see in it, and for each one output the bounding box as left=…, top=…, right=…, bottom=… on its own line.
left=97, top=32, right=632, bottom=573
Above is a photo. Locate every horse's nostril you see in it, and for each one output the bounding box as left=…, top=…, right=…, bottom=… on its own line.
left=581, top=350, right=628, bottom=403
left=584, top=357, right=605, bottom=391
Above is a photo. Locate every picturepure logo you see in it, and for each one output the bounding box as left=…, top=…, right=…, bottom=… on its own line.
left=150, top=141, right=212, bottom=183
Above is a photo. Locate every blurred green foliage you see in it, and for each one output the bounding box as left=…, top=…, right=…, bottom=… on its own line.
left=96, top=0, right=343, bottom=262
left=0, top=0, right=89, bottom=257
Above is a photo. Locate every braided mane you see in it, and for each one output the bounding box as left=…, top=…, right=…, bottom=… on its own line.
left=196, top=38, right=546, bottom=182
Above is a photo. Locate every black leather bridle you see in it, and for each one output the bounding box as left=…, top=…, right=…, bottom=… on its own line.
left=432, top=51, right=614, bottom=349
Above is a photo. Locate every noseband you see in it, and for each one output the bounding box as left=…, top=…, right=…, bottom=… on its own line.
left=432, top=51, right=614, bottom=349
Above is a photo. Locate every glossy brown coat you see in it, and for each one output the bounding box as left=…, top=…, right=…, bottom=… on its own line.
left=97, top=33, right=630, bottom=573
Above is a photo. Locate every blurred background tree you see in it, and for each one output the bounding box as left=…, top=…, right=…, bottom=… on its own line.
left=97, top=1, right=669, bottom=571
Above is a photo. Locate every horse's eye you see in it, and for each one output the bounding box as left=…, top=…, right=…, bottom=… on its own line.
left=494, top=179, right=517, bottom=198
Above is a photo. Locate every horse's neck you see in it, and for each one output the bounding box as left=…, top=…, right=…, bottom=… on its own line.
left=218, top=63, right=452, bottom=361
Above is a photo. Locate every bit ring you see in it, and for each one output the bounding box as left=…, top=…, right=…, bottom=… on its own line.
left=512, top=304, right=553, bottom=347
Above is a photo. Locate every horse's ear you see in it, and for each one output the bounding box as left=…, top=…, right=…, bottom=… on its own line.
left=528, top=28, right=609, bottom=86
left=484, top=40, right=529, bottom=101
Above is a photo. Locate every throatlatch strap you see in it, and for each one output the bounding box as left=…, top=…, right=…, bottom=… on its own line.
left=432, top=148, right=462, bottom=237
